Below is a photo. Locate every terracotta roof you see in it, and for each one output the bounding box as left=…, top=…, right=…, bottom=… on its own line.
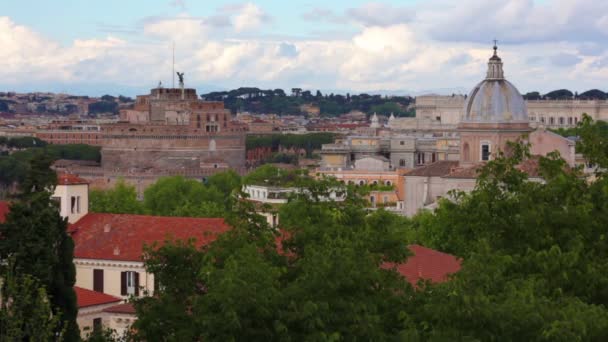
left=405, top=161, right=459, bottom=177
left=75, top=286, right=122, bottom=308
left=70, top=213, right=230, bottom=262
left=0, top=201, right=9, bottom=223
left=384, top=244, right=461, bottom=285
left=444, top=158, right=542, bottom=179
left=57, top=173, right=89, bottom=185
left=443, top=164, right=483, bottom=179
left=516, top=157, right=541, bottom=177
left=103, top=303, right=136, bottom=314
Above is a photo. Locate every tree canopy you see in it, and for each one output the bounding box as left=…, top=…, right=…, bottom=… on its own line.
left=0, top=155, right=79, bottom=341
left=201, top=87, right=413, bottom=117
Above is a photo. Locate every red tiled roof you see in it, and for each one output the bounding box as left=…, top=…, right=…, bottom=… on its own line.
left=103, top=303, right=136, bottom=314
left=75, top=286, right=122, bottom=308
left=0, top=201, right=9, bottom=223
left=443, top=164, right=483, bottom=179
left=57, top=173, right=89, bottom=185
left=443, top=157, right=543, bottom=179
left=70, top=213, right=230, bottom=262
left=384, top=244, right=461, bottom=285
left=405, top=161, right=459, bottom=177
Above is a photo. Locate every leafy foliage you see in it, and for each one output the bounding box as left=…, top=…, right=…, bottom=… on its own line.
left=131, top=180, right=416, bottom=341
left=90, top=179, right=144, bottom=214
left=0, top=157, right=79, bottom=341
left=246, top=133, right=336, bottom=156
left=405, top=119, right=608, bottom=339
left=0, top=142, right=100, bottom=191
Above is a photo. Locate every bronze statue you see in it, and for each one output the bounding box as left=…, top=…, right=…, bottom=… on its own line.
left=176, top=72, right=184, bottom=87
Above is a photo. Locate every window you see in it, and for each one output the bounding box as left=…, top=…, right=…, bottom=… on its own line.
left=431, top=153, right=437, bottom=163
left=568, top=117, right=573, bottom=125
left=481, top=143, right=491, bottom=161
left=93, top=318, right=102, bottom=332
left=549, top=117, right=555, bottom=125
left=540, top=116, right=546, bottom=124
left=559, top=117, right=565, bottom=125
left=399, top=159, right=406, bottom=167
left=400, top=141, right=405, bottom=145
left=359, top=180, right=365, bottom=186
left=93, top=269, right=104, bottom=293
left=197, top=114, right=201, bottom=128
left=417, top=153, right=425, bottom=165
left=575, top=117, right=579, bottom=124
left=370, top=196, right=375, bottom=206
left=70, top=196, right=80, bottom=214
left=121, top=271, right=139, bottom=296
left=383, top=196, right=388, bottom=203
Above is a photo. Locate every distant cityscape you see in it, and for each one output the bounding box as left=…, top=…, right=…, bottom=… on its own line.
left=2, top=13, right=608, bottom=339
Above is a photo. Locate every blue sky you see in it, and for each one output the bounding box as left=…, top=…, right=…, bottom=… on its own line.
left=1, top=0, right=607, bottom=96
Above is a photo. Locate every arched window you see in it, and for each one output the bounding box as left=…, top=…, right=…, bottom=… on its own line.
left=359, top=180, right=365, bottom=186
left=463, top=142, right=470, bottom=162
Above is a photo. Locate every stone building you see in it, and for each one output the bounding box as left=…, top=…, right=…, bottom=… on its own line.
left=320, top=133, right=459, bottom=170
left=390, top=92, right=608, bottom=131
left=103, top=87, right=247, bottom=172
left=403, top=45, right=580, bottom=216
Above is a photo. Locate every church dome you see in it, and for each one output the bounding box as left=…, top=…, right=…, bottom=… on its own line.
left=462, top=45, right=528, bottom=123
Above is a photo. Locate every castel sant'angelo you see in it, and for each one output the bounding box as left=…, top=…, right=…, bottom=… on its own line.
left=61, top=77, right=247, bottom=193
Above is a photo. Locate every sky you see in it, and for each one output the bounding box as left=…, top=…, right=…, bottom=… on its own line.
left=1, top=0, right=608, bottom=96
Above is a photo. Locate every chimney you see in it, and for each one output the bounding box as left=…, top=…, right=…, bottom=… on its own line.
left=113, top=246, right=120, bottom=256
left=104, top=224, right=111, bottom=233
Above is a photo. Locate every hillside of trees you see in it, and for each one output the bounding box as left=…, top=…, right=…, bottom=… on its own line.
left=523, top=88, right=608, bottom=100
left=201, top=87, right=415, bottom=117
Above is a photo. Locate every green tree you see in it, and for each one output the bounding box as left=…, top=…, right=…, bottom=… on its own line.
left=408, top=127, right=608, bottom=339
left=143, top=176, right=224, bottom=217
left=0, top=265, right=62, bottom=341
left=89, top=180, right=144, bottom=214
left=131, top=180, right=417, bottom=340
left=0, top=158, right=79, bottom=341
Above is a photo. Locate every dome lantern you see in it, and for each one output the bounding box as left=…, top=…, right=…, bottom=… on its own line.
left=461, top=43, right=528, bottom=124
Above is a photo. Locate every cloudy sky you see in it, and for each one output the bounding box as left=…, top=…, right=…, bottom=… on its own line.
left=2, top=0, right=608, bottom=96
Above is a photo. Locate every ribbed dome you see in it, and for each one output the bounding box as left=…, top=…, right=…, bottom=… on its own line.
left=462, top=45, right=528, bottom=124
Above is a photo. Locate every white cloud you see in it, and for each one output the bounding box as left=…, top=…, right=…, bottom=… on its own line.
left=231, top=3, right=270, bottom=32
left=143, top=15, right=208, bottom=42
left=346, top=3, right=414, bottom=27
left=2, top=0, right=608, bottom=95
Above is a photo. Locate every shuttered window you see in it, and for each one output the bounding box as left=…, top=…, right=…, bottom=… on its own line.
left=93, top=269, right=104, bottom=293
left=120, top=271, right=140, bottom=296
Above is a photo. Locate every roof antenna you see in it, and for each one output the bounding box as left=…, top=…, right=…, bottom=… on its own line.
left=172, top=41, right=175, bottom=88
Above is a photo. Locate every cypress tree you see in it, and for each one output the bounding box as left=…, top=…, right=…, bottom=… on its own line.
left=0, top=153, right=79, bottom=341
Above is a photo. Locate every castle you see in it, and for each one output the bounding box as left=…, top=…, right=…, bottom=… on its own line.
left=104, top=87, right=247, bottom=171
left=56, top=85, right=247, bottom=193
